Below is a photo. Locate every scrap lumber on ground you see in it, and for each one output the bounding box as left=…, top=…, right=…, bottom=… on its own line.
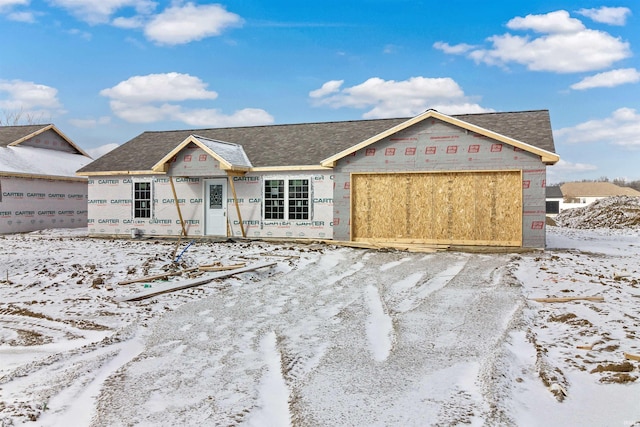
left=624, top=352, right=640, bottom=361
left=117, top=263, right=247, bottom=285
left=530, top=296, right=604, bottom=303
left=576, top=344, right=594, bottom=350
left=117, top=261, right=276, bottom=302
left=118, top=267, right=200, bottom=286
left=198, top=263, right=246, bottom=272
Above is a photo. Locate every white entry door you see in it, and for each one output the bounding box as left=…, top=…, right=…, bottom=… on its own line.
left=204, top=179, right=227, bottom=236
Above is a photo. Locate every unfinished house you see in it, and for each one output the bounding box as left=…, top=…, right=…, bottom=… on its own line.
left=0, top=124, right=92, bottom=234
left=77, top=110, right=559, bottom=248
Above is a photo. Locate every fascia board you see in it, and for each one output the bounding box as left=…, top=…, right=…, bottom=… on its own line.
left=1, top=171, right=87, bottom=181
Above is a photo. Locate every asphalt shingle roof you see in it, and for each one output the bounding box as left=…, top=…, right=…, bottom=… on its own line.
left=545, top=185, right=563, bottom=198
left=78, top=110, right=556, bottom=174
left=0, top=124, right=50, bottom=147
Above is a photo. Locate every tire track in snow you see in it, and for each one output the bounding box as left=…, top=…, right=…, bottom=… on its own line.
left=392, top=256, right=470, bottom=313
left=37, top=332, right=146, bottom=426
left=364, top=285, right=395, bottom=362
left=244, top=332, right=291, bottom=427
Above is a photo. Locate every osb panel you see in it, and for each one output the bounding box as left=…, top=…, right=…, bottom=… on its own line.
left=351, top=171, right=522, bottom=246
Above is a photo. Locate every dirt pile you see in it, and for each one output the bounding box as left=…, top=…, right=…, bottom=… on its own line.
left=555, top=196, right=640, bottom=229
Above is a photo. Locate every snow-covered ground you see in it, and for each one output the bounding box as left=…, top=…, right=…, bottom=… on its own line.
left=1, top=227, right=639, bottom=426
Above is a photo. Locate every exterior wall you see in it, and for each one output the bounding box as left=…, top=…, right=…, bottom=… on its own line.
left=88, top=176, right=207, bottom=237
left=0, top=175, right=88, bottom=234
left=87, top=146, right=334, bottom=239
left=332, top=119, right=548, bottom=248
left=228, top=172, right=333, bottom=239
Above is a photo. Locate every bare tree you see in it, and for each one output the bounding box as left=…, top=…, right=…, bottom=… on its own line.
left=0, top=108, right=51, bottom=126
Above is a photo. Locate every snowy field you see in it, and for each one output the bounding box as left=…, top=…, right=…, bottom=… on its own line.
left=1, top=226, right=639, bottom=426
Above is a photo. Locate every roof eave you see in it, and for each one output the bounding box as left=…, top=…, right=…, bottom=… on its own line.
left=2, top=171, right=88, bottom=181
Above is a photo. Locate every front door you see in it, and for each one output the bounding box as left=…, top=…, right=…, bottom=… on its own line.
left=204, top=179, right=227, bottom=236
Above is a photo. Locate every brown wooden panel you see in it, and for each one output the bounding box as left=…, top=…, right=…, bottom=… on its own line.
left=351, top=171, right=522, bottom=246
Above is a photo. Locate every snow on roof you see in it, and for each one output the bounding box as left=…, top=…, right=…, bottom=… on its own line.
left=0, top=146, right=92, bottom=179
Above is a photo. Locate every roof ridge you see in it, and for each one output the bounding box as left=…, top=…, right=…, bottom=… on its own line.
left=138, top=110, right=550, bottom=135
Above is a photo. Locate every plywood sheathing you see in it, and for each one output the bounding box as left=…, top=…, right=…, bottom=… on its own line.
left=351, top=171, right=522, bottom=246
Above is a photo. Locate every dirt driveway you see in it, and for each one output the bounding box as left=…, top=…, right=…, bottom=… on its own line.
left=4, top=229, right=638, bottom=426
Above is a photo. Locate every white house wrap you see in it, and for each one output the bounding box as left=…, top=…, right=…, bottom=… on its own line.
left=0, top=125, right=92, bottom=234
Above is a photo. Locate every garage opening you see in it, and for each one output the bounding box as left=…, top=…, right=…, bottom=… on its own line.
left=351, top=171, right=522, bottom=246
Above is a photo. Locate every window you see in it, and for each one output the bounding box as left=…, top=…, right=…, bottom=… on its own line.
left=133, top=181, right=152, bottom=218
left=264, top=178, right=310, bottom=220
left=264, top=180, right=285, bottom=219
left=546, top=200, right=559, bottom=214
left=288, top=179, right=309, bottom=219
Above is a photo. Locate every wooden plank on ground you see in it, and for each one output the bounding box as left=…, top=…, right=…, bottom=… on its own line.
left=118, top=267, right=199, bottom=286
left=624, top=352, right=640, bottom=361
left=117, top=261, right=277, bottom=302
left=198, top=263, right=246, bottom=272
left=530, top=296, right=604, bottom=303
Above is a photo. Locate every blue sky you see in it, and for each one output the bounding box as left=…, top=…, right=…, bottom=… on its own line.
left=1, top=0, right=639, bottom=184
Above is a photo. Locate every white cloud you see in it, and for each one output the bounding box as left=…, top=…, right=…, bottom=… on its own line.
left=0, top=0, right=28, bottom=9
left=100, top=72, right=218, bottom=104
left=112, top=15, right=144, bottom=29
left=87, top=143, right=119, bottom=159
left=69, top=116, right=111, bottom=128
left=547, top=158, right=599, bottom=182
left=571, top=68, right=640, bottom=90
left=144, top=2, right=242, bottom=45
left=174, top=107, right=274, bottom=127
left=309, top=80, right=344, bottom=98
left=309, top=76, right=491, bottom=119
left=68, top=28, right=92, bottom=40
left=507, top=10, right=585, bottom=33
left=577, top=6, right=631, bottom=26
left=100, top=72, right=273, bottom=127
left=554, top=108, right=640, bottom=148
left=439, top=10, right=630, bottom=73
left=47, top=0, right=156, bottom=24
left=8, top=11, right=34, bottom=22
left=433, top=41, right=475, bottom=55
left=0, top=79, right=63, bottom=112
left=0, top=0, right=32, bottom=21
